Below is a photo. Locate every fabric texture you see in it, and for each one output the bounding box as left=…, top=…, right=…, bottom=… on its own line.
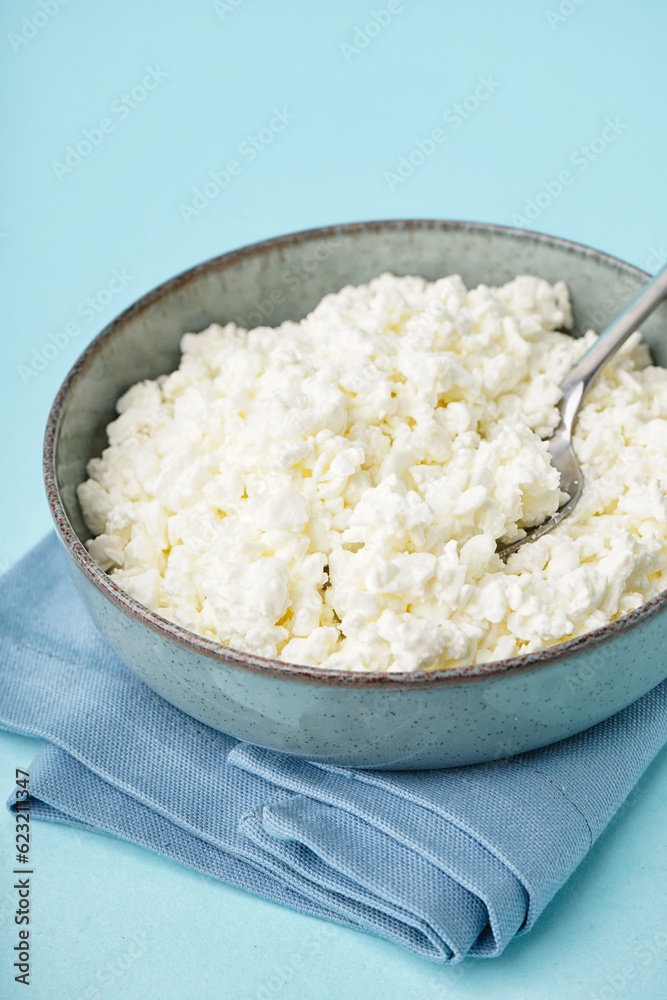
left=1, top=534, right=666, bottom=963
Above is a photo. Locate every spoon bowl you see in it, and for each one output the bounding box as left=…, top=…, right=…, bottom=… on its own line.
left=497, top=427, right=584, bottom=559
left=498, top=261, right=667, bottom=560
left=43, top=220, right=667, bottom=768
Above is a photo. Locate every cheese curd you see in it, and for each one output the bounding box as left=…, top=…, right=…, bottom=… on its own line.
left=78, top=273, right=667, bottom=672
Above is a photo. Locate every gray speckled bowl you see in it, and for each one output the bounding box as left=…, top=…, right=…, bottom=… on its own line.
left=44, top=220, right=667, bottom=769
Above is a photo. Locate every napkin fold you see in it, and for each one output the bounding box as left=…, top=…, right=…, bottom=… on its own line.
left=1, top=535, right=666, bottom=963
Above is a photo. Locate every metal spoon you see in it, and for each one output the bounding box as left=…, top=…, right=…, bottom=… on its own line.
left=498, top=262, right=667, bottom=559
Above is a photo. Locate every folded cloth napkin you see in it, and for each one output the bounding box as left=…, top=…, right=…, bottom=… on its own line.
left=2, top=536, right=666, bottom=963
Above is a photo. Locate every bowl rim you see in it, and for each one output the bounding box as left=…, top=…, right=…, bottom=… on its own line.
left=43, top=218, right=667, bottom=687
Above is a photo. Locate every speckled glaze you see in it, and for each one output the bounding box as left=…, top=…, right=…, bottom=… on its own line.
left=44, top=221, right=667, bottom=768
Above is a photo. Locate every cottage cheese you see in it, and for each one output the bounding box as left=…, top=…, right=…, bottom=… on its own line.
left=78, top=273, right=667, bottom=672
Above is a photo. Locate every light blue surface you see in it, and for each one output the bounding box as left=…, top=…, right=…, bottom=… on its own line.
left=1, top=1, right=666, bottom=997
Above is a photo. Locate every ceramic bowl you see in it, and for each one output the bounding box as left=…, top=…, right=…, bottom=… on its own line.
left=44, top=220, right=667, bottom=769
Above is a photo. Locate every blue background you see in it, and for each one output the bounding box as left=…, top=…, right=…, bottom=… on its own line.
left=1, top=0, right=667, bottom=996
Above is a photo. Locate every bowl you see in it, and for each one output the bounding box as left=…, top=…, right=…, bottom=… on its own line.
left=44, top=220, right=667, bottom=769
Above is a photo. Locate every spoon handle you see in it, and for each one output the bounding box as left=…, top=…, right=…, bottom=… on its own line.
left=558, top=262, right=667, bottom=434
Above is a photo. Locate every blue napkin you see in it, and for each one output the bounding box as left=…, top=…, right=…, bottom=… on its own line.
left=2, top=536, right=666, bottom=963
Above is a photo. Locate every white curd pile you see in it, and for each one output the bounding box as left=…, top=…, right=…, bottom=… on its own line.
left=78, top=273, right=667, bottom=672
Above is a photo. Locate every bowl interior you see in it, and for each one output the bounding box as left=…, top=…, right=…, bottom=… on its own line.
left=51, top=220, right=667, bottom=569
